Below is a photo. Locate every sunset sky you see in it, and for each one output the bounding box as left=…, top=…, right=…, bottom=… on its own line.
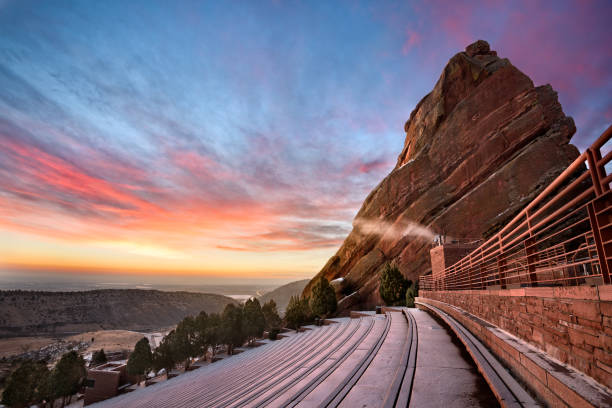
left=1, top=1, right=611, bottom=284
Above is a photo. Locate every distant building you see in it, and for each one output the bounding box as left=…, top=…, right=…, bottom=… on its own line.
left=83, top=361, right=138, bottom=405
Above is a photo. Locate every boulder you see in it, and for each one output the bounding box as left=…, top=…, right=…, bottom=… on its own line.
left=303, top=40, right=579, bottom=312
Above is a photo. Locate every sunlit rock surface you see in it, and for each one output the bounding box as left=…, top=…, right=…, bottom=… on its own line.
left=304, top=40, right=579, bottom=312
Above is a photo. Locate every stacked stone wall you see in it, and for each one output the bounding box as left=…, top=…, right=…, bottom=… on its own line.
left=420, top=285, right=612, bottom=388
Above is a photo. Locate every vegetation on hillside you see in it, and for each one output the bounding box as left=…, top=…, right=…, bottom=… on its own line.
left=1, top=292, right=332, bottom=407
left=0, top=289, right=238, bottom=337
left=1, top=350, right=85, bottom=408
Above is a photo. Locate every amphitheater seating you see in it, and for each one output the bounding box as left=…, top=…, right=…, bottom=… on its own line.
left=92, top=312, right=414, bottom=408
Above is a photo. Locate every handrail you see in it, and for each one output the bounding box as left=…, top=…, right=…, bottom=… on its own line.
left=420, top=125, right=612, bottom=291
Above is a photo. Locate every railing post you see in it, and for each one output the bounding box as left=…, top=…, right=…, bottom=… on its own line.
left=586, top=148, right=603, bottom=197
left=587, top=195, right=612, bottom=284
left=524, top=237, right=539, bottom=287
left=593, top=146, right=609, bottom=193
left=497, top=254, right=507, bottom=289
left=479, top=264, right=486, bottom=289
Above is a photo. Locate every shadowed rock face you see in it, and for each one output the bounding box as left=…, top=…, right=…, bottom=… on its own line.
left=304, top=40, right=579, bottom=312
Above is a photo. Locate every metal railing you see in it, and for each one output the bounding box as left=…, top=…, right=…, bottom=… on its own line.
left=420, top=125, right=612, bottom=292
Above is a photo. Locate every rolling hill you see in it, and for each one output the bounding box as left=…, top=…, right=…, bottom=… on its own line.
left=258, top=279, right=309, bottom=313
left=0, top=289, right=237, bottom=337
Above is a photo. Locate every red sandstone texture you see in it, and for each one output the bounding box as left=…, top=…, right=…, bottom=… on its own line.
left=420, top=287, right=612, bottom=392
left=304, top=40, right=579, bottom=311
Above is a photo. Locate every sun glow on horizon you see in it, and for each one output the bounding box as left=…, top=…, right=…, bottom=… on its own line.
left=0, top=1, right=610, bottom=284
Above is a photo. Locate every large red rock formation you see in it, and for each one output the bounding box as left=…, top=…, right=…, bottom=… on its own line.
left=304, top=40, right=579, bottom=312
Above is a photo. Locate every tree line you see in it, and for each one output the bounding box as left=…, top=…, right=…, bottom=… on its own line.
left=1, top=350, right=86, bottom=408
left=127, top=279, right=337, bottom=381
left=125, top=297, right=285, bottom=381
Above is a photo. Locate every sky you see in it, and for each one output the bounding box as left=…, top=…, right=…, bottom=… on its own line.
left=0, top=0, right=611, bottom=285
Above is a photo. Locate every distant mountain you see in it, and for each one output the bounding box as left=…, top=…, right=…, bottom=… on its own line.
left=258, top=279, right=309, bottom=313
left=0, top=289, right=237, bottom=337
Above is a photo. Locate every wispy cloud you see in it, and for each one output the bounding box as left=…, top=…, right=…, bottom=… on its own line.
left=0, top=0, right=609, bottom=276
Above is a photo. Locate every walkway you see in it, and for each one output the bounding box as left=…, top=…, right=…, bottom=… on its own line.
left=407, top=308, right=499, bottom=408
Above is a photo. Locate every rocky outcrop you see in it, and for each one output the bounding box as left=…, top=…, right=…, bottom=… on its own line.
left=304, top=40, right=579, bottom=312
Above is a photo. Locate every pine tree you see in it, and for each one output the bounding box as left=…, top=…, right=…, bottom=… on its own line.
left=195, top=311, right=209, bottom=356
left=261, top=299, right=282, bottom=330
left=242, top=298, right=265, bottom=345
left=50, top=351, right=86, bottom=407
left=152, top=332, right=176, bottom=373
left=1, top=360, right=50, bottom=408
left=172, top=316, right=198, bottom=369
left=379, top=263, right=409, bottom=306
left=285, top=295, right=311, bottom=329
left=309, top=277, right=337, bottom=318
left=204, top=313, right=222, bottom=361
left=221, top=303, right=245, bottom=355
left=127, top=337, right=152, bottom=384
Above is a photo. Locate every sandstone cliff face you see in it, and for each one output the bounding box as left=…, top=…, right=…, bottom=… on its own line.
left=304, top=40, right=579, bottom=312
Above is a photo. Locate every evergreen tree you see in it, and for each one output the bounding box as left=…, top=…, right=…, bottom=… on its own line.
left=127, top=337, right=153, bottom=384
left=309, top=277, right=337, bottom=318
left=379, top=263, right=409, bottom=306
left=261, top=299, right=282, bottom=330
left=204, top=313, right=223, bottom=361
left=242, top=298, right=265, bottom=345
left=195, top=311, right=209, bottom=356
left=172, top=316, right=198, bottom=368
left=1, top=360, right=50, bottom=408
left=285, top=295, right=311, bottom=329
left=301, top=296, right=313, bottom=323
left=221, top=303, right=245, bottom=355
left=152, top=332, right=176, bottom=373
left=50, top=350, right=86, bottom=407
left=405, top=280, right=418, bottom=308
left=91, top=349, right=107, bottom=366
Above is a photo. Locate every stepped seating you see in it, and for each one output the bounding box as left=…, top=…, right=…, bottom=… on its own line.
left=93, top=312, right=414, bottom=408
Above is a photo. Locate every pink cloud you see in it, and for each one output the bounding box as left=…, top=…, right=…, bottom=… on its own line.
left=402, top=29, right=422, bottom=54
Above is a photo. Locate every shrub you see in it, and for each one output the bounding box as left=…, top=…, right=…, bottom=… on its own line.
left=91, top=349, right=107, bottom=366
left=405, top=281, right=417, bottom=308
left=309, top=277, right=337, bottom=318
left=379, top=263, right=409, bottom=306
left=268, top=328, right=280, bottom=340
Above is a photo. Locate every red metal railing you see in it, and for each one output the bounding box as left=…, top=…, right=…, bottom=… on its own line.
left=420, top=125, right=612, bottom=291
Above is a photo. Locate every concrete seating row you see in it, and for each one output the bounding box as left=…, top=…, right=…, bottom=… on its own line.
left=93, top=312, right=415, bottom=408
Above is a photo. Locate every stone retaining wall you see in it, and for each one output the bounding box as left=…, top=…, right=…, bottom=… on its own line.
left=420, top=285, right=612, bottom=389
